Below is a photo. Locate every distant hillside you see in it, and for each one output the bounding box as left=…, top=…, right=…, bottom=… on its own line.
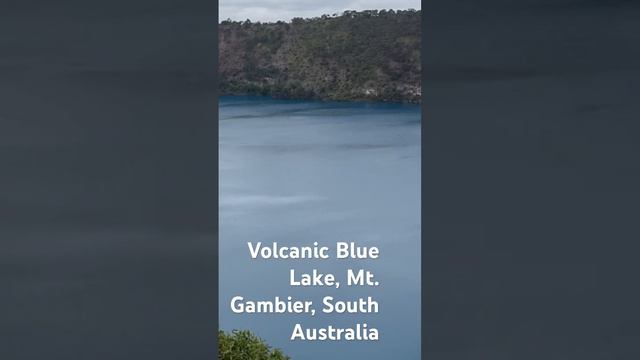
left=219, top=10, right=421, bottom=103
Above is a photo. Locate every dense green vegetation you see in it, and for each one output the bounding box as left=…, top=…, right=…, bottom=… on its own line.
left=219, top=10, right=421, bottom=103
left=219, top=330, right=289, bottom=360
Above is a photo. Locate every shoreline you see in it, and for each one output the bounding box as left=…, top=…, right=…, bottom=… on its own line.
left=219, top=93, right=421, bottom=105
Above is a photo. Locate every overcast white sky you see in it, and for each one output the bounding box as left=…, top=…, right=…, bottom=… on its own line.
left=219, top=0, right=421, bottom=23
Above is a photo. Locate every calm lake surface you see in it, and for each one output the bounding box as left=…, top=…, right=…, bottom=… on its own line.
left=219, top=96, right=421, bottom=360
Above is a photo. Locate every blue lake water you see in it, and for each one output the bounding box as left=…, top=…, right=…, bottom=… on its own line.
left=219, top=96, right=421, bottom=360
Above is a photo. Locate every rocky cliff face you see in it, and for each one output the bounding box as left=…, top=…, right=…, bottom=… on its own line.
left=219, top=10, right=421, bottom=103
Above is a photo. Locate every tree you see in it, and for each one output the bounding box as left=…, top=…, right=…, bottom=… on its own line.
left=218, top=330, right=290, bottom=360
left=218, top=9, right=421, bottom=103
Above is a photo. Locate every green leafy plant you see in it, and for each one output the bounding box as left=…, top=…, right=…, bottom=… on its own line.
left=218, top=330, right=290, bottom=360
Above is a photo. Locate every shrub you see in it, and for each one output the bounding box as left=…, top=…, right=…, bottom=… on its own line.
left=218, top=330, right=290, bottom=360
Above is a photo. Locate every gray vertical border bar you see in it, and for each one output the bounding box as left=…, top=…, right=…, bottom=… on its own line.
left=213, top=0, right=220, bottom=357
left=0, top=1, right=220, bottom=358
left=420, top=0, right=427, bottom=358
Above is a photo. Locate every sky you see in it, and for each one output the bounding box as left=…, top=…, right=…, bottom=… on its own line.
left=219, top=0, right=421, bottom=22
